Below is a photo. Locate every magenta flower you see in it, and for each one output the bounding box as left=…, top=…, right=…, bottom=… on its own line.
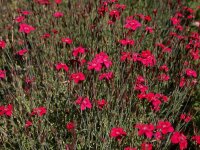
left=0, top=104, right=13, bottom=117
left=61, top=37, right=73, bottom=45
left=156, top=121, right=174, bottom=134
left=31, top=107, right=47, bottom=117
left=55, top=63, right=69, bottom=72
left=53, top=12, right=64, bottom=18
left=19, top=23, right=35, bottom=34
left=135, top=123, right=154, bottom=139
left=0, top=70, right=6, bottom=79
left=16, top=49, right=28, bottom=56
left=70, top=72, right=85, bottom=83
left=0, top=40, right=6, bottom=49
left=171, top=132, right=187, bottom=150
left=110, top=127, right=127, bottom=140
left=124, top=17, right=141, bottom=31
left=75, top=97, right=92, bottom=110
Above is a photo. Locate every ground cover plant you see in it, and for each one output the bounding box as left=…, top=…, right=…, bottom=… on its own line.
left=0, top=0, right=200, bottom=149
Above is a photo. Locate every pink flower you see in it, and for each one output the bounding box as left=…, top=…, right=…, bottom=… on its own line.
left=53, top=12, right=64, bottom=18
left=62, top=37, right=73, bottom=45
left=171, top=132, right=187, bottom=150
left=0, top=70, right=6, bottom=79
left=99, top=72, right=113, bottom=81
left=159, top=64, right=169, bottom=72
left=180, top=113, right=192, bottom=123
left=75, top=97, right=92, bottom=110
left=156, top=121, right=174, bottom=134
left=141, top=142, right=152, bottom=150
left=87, top=52, right=112, bottom=71
left=170, top=17, right=180, bottom=25
left=120, top=52, right=132, bottom=62
left=110, top=127, right=127, bottom=140
left=158, top=73, right=170, bottom=81
left=145, top=27, right=154, bottom=33
left=21, top=11, right=32, bottom=16
left=109, top=10, right=120, bottom=21
left=137, top=50, right=156, bottom=67
left=72, top=46, right=86, bottom=57
left=192, top=135, right=200, bottom=145
left=179, top=77, right=186, bottom=87
left=31, top=107, right=47, bottom=117
left=124, top=147, right=137, bottom=150
left=25, top=120, right=33, bottom=128
left=66, top=122, right=75, bottom=131
left=124, top=17, right=142, bottom=31
left=88, top=60, right=102, bottom=71
left=0, top=104, right=13, bottom=117
left=70, top=72, right=85, bottom=83
left=54, top=0, right=62, bottom=4
left=97, top=99, right=107, bottom=109
left=154, top=131, right=162, bottom=140
left=55, top=63, right=69, bottom=72
left=135, top=123, right=154, bottom=139
left=19, top=23, right=35, bottom=34
left=41, top=33, right=51, bottom=39
left=0, top=40, right=6, bottom=49
left=15, top=16, right=25, bottom=23
left=16, top=49, right=28, bottom=56
left=185, top=68, right=197, bottom=78
left=119, top=39, right=135, bottom=46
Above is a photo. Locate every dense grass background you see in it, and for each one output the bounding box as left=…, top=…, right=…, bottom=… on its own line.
left=0, top=0, right=200, bottom=149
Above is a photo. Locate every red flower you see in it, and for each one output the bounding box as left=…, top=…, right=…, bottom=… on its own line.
left=0, top=40, right=6, bottom=49
left=109, top=10, right=120, bottom=21
left=61, top=37, right=73, bottom=45
left=87, top=52, right=112, bottom=71
left=159, top=64, right=169, bottom=72
left=66, top=122, right=75, bottom=131
left=31, top=107, right=47, bottom=117
left=16, top=49, right=28, bottom=56
left=179, top=77, right=186, bottom=87
left=110, top=127, right=127, bottom=140
left=99, top=72, right=113, bottom=81
left=53, top=12, right=64, bottom=18
left=0, top=104, right=13, bottom=117
left=137, top=50, right=156, bottom=67
left=19, top=23, right=35, bottom=34
left=97, top=99, right=107, bottom=109
left=120, top=52, right=132, bottom=62
left=55, top=63, right=69, bottom=72
left=42, top=33, right=51, bottom=39
left=180, top=113, right=192, bottom=123
left=25, top=120, right=33, bottom=128
left=135, top=123, right=154, bottom=139
left=15, top=16, right=25, bottom=23
left=54, top=0, right=62, bottom=4
left=75, top=97, right=92, bottom=110
left=0, top=70, right=6, bottom=79
left=119, top=39, right=135, bottom=46
left=157, top=73, right=170, bottom=81
left=171, top=132, right=187, bottom=150
left=70, top=72, right=85, bottom=83
left=72, top=46, right=86, bottom=57
left=156, top=121, right=174, bottom=134
left=185, top=68, right=197, bottom=78
left=21, top=10, right=32, bottom=16
left=192, top=135, right=200, bottom=145
left=141, top=142, right=152, bottom=150
left=145, top=27, right=154, bottom=33
left=124, top=147, right=137, bottom=150
left=124, top=17, right=142, bottom=31
left=170, top=17, right=180, bottom=25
